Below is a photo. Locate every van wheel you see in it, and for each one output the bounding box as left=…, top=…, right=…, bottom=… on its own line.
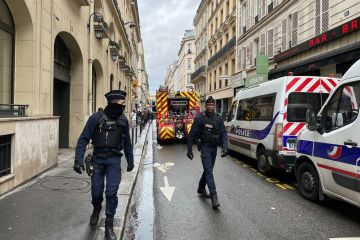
left=296, top=162, right=319, bottom=202
left=257, top=149, right=271, bottom=175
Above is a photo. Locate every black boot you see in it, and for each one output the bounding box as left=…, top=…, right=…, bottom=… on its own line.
left=105, top=218, right=117, bottom=240
left=89, top=207, right=102, bottom=225
left=210, top=191, right=220, bottom=210
left=197, top=185, right=210, bottom=198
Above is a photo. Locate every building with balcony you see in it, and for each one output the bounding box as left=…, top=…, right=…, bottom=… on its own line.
left=175, top=29, right=196, bottom=91
left=164, top=61, right=177, bottom=91
left=206, top=0, right=237, bottom=114
left=0, top=0, right=146, bottom=195
left=236, top=0, right=360, bottom=87
left=192, top=0, right=208, bottom=110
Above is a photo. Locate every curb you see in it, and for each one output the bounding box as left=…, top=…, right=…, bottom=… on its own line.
left=95, top=122, right=151, bottom=240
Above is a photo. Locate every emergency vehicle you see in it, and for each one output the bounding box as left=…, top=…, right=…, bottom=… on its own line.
left=225, top=75, right=340, bottom=175
left=156, top=86, right=200, bottom=143
left=295, top=61, right=360, bottom=207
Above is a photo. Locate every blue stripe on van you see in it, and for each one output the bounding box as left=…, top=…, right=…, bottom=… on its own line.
left=297, top=140, right=360, bottom=166
left=229, top=112, right=279, bottom=140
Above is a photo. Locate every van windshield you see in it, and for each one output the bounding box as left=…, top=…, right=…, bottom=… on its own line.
left=287, top=92, right=329, bottom=122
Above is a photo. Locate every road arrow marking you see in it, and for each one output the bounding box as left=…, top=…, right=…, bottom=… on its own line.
left=159, top=176, right=175, bottom=202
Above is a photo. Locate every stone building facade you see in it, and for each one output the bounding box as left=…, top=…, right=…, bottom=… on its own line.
left=236, top=0, right=360, bottom=86
left=191, top=0, right=237, bottom=114
left=0, top=0, right=147, bottom=195
left=175, top=29, right=195, bottom=91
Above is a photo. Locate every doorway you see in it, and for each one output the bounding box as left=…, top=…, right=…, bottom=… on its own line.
left=53, top=36, right=71, bottom=148
left=53, top=79, right=70, bottom=148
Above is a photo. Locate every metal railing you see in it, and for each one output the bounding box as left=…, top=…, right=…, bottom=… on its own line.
left=208, top=37, right=236, bottom=67
left=0, top=104, right=28, bottom=118
left=0, top=135, right=11, bottom=177
left=191, top=66, right=206, bottom=81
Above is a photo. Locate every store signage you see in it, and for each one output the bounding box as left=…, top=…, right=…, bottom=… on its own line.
left=245, top=55, right=268, bottom=88
left=274, top=16, right=360, bottom=62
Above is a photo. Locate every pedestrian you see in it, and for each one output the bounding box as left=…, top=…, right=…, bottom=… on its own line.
left=186, top=96, right=228, bottom=210
left=130, top=109, right=137, bottom=128
left=73, top=90, right=134, bottom=240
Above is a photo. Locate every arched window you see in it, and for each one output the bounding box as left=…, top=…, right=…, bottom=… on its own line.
left=0, top=0, right=15, bottom=104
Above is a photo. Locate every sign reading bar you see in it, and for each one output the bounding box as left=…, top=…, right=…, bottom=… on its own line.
left=274, top=16, right=360, bottom=62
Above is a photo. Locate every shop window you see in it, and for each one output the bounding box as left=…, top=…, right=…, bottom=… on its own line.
left=0, top=134, right=11, bottom=177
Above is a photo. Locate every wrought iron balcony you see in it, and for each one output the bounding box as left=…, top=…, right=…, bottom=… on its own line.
left=0, top=104, right=28, bottom=118
left=191, top=66, right=206, bottom=82
left=208, top=37, right=236, bottom=67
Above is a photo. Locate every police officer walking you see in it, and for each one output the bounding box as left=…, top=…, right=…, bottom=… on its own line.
left=187, top=96, right=228, bottom=210
left=73, top=90, right=134, bottom=240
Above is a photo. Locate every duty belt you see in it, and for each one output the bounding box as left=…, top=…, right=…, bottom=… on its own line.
left=93, top=150, right=123, bottom=158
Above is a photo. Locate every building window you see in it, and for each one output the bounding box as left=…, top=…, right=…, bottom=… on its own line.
left=315, top=0, right=329, bottom=35
left=282, top=11, right=298, bottom=50
left=187, top=58, right=192, bottom=70
left=219, top=67, right=222, bottom=89
left=188, top=43, right=192, bottom=53
left=0, top=0, right=15, bottom=105
left=0, top=134, right=11, bottom=177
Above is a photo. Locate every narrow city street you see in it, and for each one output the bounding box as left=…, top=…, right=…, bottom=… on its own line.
left=124, top=123, right=360, bottom=240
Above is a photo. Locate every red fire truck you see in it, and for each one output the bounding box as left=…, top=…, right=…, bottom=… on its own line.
left=156, top=86, right=200, bottom=143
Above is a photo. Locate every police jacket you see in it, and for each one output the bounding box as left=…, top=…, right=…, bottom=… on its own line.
left=74, top=111, right=134, bottom=166
left=187, top=111, right=228, bottom=152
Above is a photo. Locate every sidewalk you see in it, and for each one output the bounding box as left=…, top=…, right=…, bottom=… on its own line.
left=0, top=123, right=150, bottom=240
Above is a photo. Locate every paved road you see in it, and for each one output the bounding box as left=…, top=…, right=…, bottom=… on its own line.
left=150, top=142, right=360, bottom=240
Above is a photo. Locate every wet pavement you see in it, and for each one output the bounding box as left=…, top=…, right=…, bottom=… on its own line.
left=123, top=122, right=155, bottom=240
left=149, top=142, right=360, bottom=240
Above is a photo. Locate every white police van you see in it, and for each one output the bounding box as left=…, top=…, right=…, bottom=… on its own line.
left=225, top=75, right=339, bottom=174
left=295, top=61, right=360, bottom=207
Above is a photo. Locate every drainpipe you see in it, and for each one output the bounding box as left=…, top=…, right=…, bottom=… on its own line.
left=88, top=1, right=94, bottom=116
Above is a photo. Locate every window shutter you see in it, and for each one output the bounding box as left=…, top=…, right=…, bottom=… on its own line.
left=267, top=29, right=274, bottom=57
left=281, top=18, right=287, bottom=51
left=315, top=0, right=321, bottom=35
left=242, top=46, right=246, bottom=69
left=262, top=0, right=266, bottom=18
left=322, top=0, right=329, bottom=33
left=292, top=11, right=298, bottom=46
left=238, top=48, right=242, bottom=71
left=260, top=32, right=266, bottom=55
left=250, top=42, right=254, bottom=66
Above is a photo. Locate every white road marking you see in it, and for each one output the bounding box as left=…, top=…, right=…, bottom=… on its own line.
left=154, top=162, right=175, bottom=173
left=159, top=176, right=175, bottom=202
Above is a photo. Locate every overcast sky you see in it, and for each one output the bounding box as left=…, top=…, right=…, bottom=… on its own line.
left=138, top=0, right=201, bottom=94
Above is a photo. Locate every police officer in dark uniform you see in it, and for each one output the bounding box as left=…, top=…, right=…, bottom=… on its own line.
left=73, top=90, right=134, bottom=240
left=187, top=96, right=228, bottom=210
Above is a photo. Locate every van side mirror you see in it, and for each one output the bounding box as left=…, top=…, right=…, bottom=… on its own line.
left=306, top=108, right=317, bottom=131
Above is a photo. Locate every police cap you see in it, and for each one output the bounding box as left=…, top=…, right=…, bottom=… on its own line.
left=205, top=96, right=215, bottom=104
left=105, top=90, right=127, bottom=101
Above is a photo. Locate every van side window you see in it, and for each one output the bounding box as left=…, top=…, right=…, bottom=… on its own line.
left=253, top=94, right=276, bottom=121
left=287, top=92, right=329, bottom=122
left=237, top=98, right=256, bottom=121
left=323, top=82, right=360, bottom=132
left=228, top=100, right=238, bottom=121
